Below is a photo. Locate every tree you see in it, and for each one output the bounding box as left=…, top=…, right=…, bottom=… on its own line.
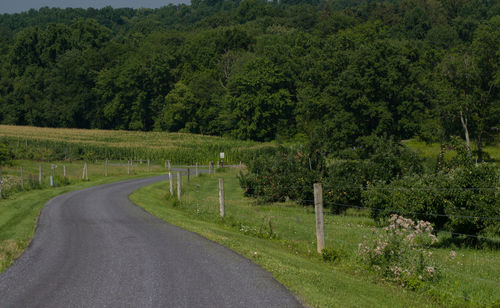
left=436, top=17, right=500, bottom=161
left=227, top=58, right=294, bottom=141
left=471, top=16, right=500, bottom=161
left=157, top=82, right=198, bottom=132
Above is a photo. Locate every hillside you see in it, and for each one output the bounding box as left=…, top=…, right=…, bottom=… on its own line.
left=0, top=0, right=498, bottom=155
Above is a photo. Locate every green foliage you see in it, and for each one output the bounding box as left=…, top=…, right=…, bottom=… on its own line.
left=323, top=136, right=423, bottom=213
left=0, top=1, right=498, bottom=149
left=321, top=247, right=344, bottom=264
left=239, top=136, right=424, bottom=212
left=157, top=82, right=198, bottom=132
left=0, top=141, right=13, bottom=165
left=227, top=58, right=294, bottom=141
left=362, top=164, right=499, bottom=240
left=238, top=146, right=319, bottom=203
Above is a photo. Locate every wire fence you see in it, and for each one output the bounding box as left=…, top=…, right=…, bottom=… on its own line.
left=169, top=171, right=500, bottom=307
left=0, top=159, right=201, bottom=199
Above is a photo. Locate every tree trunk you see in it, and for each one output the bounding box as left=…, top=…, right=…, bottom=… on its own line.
left=459, top=110, right=471, bottom=157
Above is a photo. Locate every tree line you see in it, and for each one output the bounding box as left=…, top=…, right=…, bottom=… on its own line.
left=0, top=0, right=498, bottom=160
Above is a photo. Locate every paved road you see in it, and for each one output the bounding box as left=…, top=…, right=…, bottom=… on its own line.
left=0, top=175, right=302, bottom=307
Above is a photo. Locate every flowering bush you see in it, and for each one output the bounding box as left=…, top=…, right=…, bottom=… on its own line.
left=0, top=175, right=21, bottom=191
left=358, top=215, right=439, bottom=289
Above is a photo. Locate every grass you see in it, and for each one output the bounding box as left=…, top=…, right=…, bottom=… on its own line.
left=0, top=159, right=168, bottom=273
left=0, top=124, right=273, bottom=163
left=406, top=139, right=500, bottom=163
left=131, top=169, right=500, bottom=307
left=0, top=159, right=168, bottom=197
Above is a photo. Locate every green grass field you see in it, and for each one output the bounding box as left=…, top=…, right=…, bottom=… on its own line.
left=406, top=139, right=500, bottom=163
left=130, top=169, right=500, bottom=307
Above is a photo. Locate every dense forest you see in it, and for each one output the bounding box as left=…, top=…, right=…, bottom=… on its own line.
left=0, top=0, right=499, bottom=156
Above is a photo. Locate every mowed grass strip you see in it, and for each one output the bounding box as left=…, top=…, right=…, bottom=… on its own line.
left=130, top=170, right=443, bottom=307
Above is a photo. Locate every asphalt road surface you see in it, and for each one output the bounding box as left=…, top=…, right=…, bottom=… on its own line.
left=0, top=174, right=302, bottom=308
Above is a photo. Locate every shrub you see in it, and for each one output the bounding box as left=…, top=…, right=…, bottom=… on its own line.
left=362, top=163, right=499, bottom=239
left=324, top=136, right=423, bottom=213
left=321, top=247, right=344, bottom=263
left=0, top=141, right=14, bottom=165
left=239, top=137, right=424, bottom=210
left=238, top=146, right=320, bottom=203
left=358, top=215, right=439, bottom=289
left=443, top=164, right=499, bottom=237
left=323, top=160, right=369, bottom=213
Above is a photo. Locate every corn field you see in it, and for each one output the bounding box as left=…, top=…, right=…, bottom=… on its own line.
left=0, top=125, right=276, bottom=163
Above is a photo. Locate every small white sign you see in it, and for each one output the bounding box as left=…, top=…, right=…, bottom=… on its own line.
left=220, top=152, right=225, bottom=159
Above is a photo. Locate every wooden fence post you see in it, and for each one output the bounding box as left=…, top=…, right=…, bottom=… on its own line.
left=196, top=163, right=199, bottom=177
left=82, top=163, right=88, bottom=181
left=127, top=160, right=130, bottom=175
left=314, top=183, right=325, bottom=253
left=20, top=166, right=24, bottom=189
left=187, top=168, right=190, bottom=183
left=219, top=178, right=225, bottom=218
left=105, top=159, right=108, bottom=177
left=169, top=172, right=174, bottom=196
left=50, top=164, right=55, bottom=187
left=177, top=172, right=182, bottom=202
left=39, top=165, right=42, bottom=185
left=63, top=165, right=66, bottom=178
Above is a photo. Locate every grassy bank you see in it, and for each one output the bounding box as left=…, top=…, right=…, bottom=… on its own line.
left=130, top=169, right=500, bottom=307
left=0, top=160, right=167, bottom=273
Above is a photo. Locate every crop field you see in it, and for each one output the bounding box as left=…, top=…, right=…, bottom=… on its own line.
left=0, top=125, right=273, bottom=163
left=131, top=169, right=500, bottom=307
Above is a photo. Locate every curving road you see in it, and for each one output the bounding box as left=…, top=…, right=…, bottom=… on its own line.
left=0, top=175, right=302, bottom=307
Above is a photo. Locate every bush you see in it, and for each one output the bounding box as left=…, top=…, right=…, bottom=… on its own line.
left=362, top=163, right=500, bottom=239
left=358, top=215, right=439, bottom=289
left=238, top=146, right=320, bottom=203
left=323, top=160, right=370, bottom=213
left=324, top=136, right=423, bottom=213
left=239, top=137, right=423, bottom=210
left=0, top=141, right=14, bottom=165
left=321, top=247, right=344, bottom=263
